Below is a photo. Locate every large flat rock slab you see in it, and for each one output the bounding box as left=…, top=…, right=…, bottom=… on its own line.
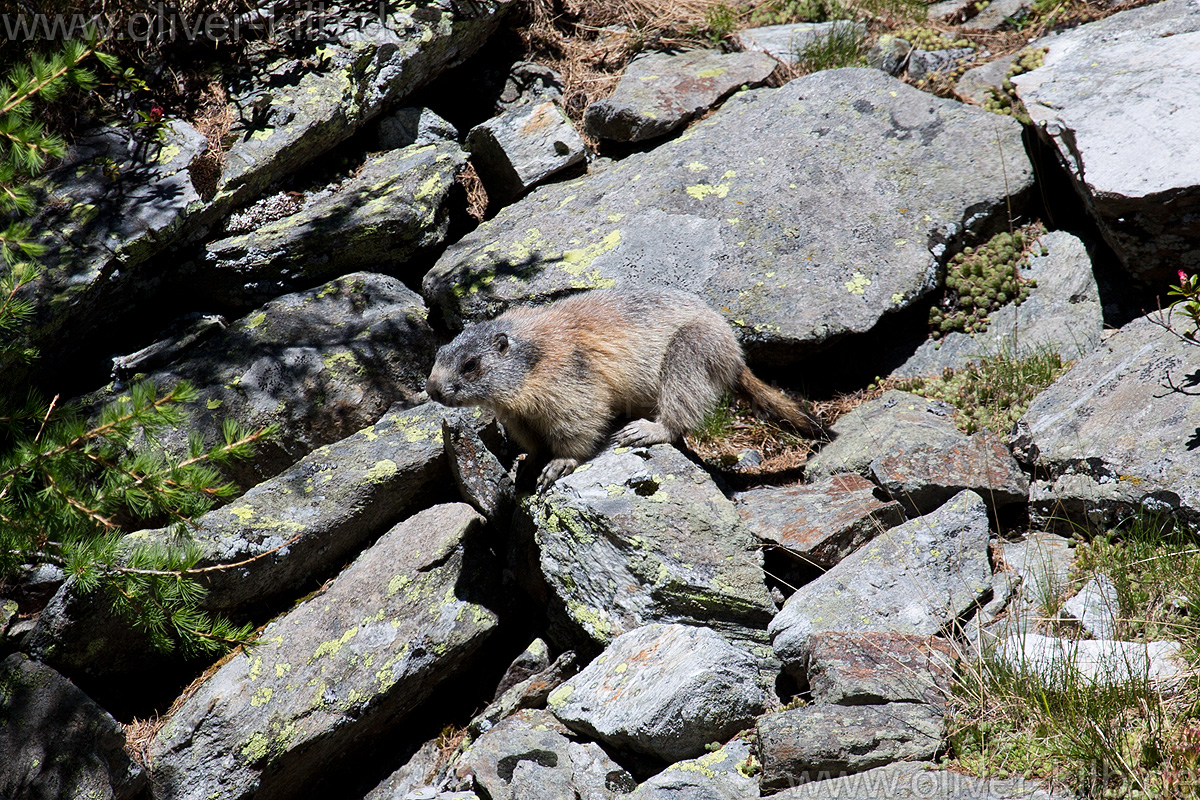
left=517, top=445, right=776, bottom=649
left=1011, top=312, right=1200, bottom=529
left=148, top=504, right=499, bottom=800
left=424, top=68, right=1032, bottom=365
left=769, top=490, right=992, bottom=678
left=1011, top=0, right=1200, bottom=280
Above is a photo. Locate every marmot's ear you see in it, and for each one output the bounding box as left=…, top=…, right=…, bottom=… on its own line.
left=494, top=332, right=509, bottom=353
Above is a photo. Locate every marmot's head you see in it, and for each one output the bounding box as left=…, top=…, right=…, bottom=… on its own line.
left=426, top=318, right=539, bottom=410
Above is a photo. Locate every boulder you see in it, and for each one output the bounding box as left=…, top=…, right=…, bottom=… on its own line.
left=10, top=121, right=207, bottom=393
left=466, top=99, right=585, bottom=201
left=363, top=739, right=444, bottom=800
left=628, top=738, right=759, bottom=800
left=0, top=654, right=146, bottom=800
left=1011, top=312, right=1200, bottom=530
left=443, top=416, right=514, bottom=522
left=806, top=632, right=955, bottom=707
left=907, top=48, right=975, bottom=81
left=584, top=49, right=777, bottom=143
left=423, top=69, right=1032, bottom=366
left=994, top=633, right=1185, bottom=688
left=735, top=474, right=905, bottom=568
left=26, top=402, right=487, bottom=686
left=869, top=432, right=1029, bottom=515
left=467, top=650, right=578, bottom=740
left=756, top=703, right=944, bottom=791
left=771, top=760, right=1069, bottom=799
left=866, top=34, right=911, bottom=75
left=199, top=143, right=466, bottom=308
left=1011, top=0, right=1200, bottom=280
left=955, top=52, right=1018, bottom=106
left=996, top=532, right=1074, bottom=633
left=148, top=504, right=500, bottom=800
left=736, top=22, right=867, bottom=63
left=516, top=444, right=775, bottom=648
left=91, top=272, right=438, bottom=488
left=455, top=709, right=636, bottom=800
left=549, top=623, right=765, bottom=762
left=804, top=391, right=964, bottom=481
left=1059, top=574, right=1120, bottom=640
left=378, top=107, right=460, bottom=150
left=893, top=231, right=1102, bottom=378
left=769, top=490, right=992, bottom=678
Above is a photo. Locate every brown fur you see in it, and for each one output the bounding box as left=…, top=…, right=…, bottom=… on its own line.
left=426, top=288, right=822, bottom=488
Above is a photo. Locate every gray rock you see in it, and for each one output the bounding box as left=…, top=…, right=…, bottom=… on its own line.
left=584, top=49, right=776, bottom=143
left=26, top=402, right=487, bottom=684
left=549, top=623, right=766, bottom=761
left=1059, top=574, right=1120, bottom=640
left=443, top=416, right=513, bottom=522
left=1002, top=532, right=1074, bottom=600
left=806, top=632, right=955, bottom=707
left=466, top=100, right=585, bottom=200
left=455, top=709, right=635, bottom=800
left=770, top=490, right=992, bottom=679
left=378, top=107, right=460, bottom=150
left=866, top=34, right=911, bottom=75
left=966, top=0, right=1033, bottom=29
left=1011, top=0, right=1200, bottom=280
left=757, top=703, right=944, bottom=791
left=994, top=632, right=1185, bottom=687
left=772, top=760, right=1069, bottom=799
left=955, top=52, right=1018, bottom=106
left=494, top=638, right=553, bottom=700
left=195, top=3, right=513, bottom=230
left=10, top=121, right=207, bottom=392
left=893, top=231, right=1103, bottom=379
left=735, top=474, right=905, bottom=568
left=629, top=738, right=759, bottom=800
left=89, top=272, right=438, bottom=489
left=805, top=391, right=964, bottom=481
left=737, top=22, right=867, bottom=63
left=149, top=504, right=500, bottom=800
left=423, top=69, right=1032, bottom=366
left=201, top=143, right=465, bottom=308
left=469, top=650, right=578, bottom=740
left=1011, top=312, right=1200, bottom=530
left=499, top=62, right=565, bottom=106
left=517, top=444, right=775, bottom=648
left=869, top=431, right=1029, bottom=515
left=907, top=48, right=975, bottom=81
left=364, top=740, right=444, bottom=800
left=0, top=653, right=145, bottom=800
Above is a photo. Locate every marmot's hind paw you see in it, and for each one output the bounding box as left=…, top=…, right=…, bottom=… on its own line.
left=538, top=458, right=580, bottom=491
left=613, top=419, right=674, bottom=449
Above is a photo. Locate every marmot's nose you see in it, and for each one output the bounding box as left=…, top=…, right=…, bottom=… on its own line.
left=425, top=376, right=442, bottom=403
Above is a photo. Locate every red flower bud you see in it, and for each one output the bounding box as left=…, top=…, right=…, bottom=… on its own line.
left=149, top=105, right=164, bottom=121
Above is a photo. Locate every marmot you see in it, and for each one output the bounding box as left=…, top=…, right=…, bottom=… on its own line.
left=425, top=288, right=822, bottom=489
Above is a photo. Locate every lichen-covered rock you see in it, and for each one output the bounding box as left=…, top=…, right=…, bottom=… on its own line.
left=9, top=121, right=207, bottom=393
left=629, top=738, right=759, bottom=800
left=806, top=632, right=955, bottom=707
left=893, top=231, right=1102, bottom=378
left=756, top=702, right=944, bottom=791
left=584, top=49, right=777, bottom=143
left=549, top=624, right=766, bottom=762
left=907, top=47, right=975, bottom=81
left=26, top=402, right=486, bottom=685
left=443, top=416, right=514, bottom=522
left=1011, top=312, right=1200, bottom=530
left=148, top=504, right=500, bottom=800
left=0, top=654, right=146, bottom=800
left=804, top=391, right=964, bottom=481
left=516, top=445, right=775, bottom=648
left=455, top=709, right=635, bottom=800
left=200, top=143, right=466, bottom=308
left=467, top=100, right=586, bottom=200
left=424, top=69, right=1032, bottom=366
left=735, top=474, right=905, bottom=568
left=869, top=432, right=1029, bottom=515
left=737, top=22, right=867, bottom=63
left=378, top=107, right=460, bottom=150
left=1059, top=574, right=1120, bottom=640
left=90, top=272, right=438, bottom=488
left=195, top=2, right=513, bottom=230
left=769, top=490, right=992, bottom=679
left=1011, top=0, right=1200, bottom=280
left=467, top=649, right=577, bottom=740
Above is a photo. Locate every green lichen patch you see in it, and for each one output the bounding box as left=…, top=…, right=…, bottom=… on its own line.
left=894, top=26, right=975, bottom=51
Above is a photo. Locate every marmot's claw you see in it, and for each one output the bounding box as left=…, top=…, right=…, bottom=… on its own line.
left=538, top=458, right=579, bottom=491
left=613, top=420, right=673, bottom=449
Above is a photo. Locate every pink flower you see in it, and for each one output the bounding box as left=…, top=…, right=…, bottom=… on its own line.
left=149, top=105, right=164, bottom=122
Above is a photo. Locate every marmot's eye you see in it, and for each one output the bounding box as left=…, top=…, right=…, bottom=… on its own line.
left=461, top=357, right=479, bottom=373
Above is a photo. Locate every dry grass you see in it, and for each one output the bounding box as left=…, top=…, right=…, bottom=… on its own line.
left=186, top=71, right=234, bottom=200
left=457, top=161, right=489, bottom=221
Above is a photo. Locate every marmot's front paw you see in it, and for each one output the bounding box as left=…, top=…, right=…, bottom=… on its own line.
left=613, top=419, right=673, bottom=448
left=538, top=458, right=579, bottom=491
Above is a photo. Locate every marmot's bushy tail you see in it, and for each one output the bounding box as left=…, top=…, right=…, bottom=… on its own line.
left=737, top=366, right=826, bottom=440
